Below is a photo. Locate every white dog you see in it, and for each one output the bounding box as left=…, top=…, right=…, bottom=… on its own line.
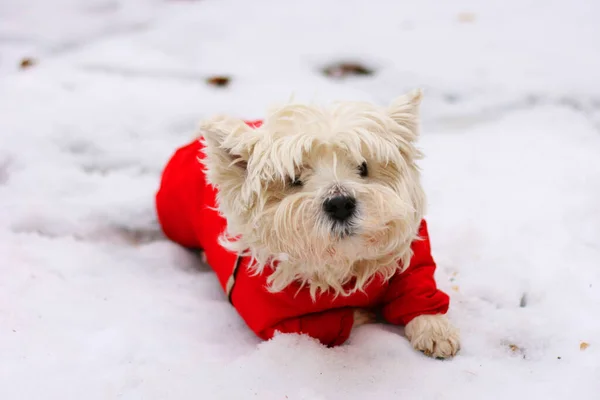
left=155, top=89, right=460, bottom=357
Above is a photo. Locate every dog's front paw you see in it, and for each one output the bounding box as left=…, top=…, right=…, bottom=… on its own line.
left=405, top=314, right=460, bottom=359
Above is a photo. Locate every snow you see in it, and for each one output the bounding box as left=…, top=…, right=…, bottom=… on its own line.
left=1, top=0, right=599, bottom=398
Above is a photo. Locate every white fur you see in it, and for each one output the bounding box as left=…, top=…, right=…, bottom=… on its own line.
left=405, top=314, right=460, bottom=359
left=200, top=89, right=425, bottom=298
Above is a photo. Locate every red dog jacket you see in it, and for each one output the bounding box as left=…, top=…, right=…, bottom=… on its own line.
left=155, top=120, right=450, bottom=346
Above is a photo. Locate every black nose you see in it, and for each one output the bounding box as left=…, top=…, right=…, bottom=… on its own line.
left=323, top=195, right=357, bottom=222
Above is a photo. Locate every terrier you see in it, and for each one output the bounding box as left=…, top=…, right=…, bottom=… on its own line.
left=156, top=89, right=460, bottom=358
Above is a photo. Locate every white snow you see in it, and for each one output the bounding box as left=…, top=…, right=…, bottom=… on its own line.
left=1, top=0, right=599, bottom=399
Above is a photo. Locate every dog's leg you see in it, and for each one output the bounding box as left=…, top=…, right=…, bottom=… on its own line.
left=405, top=314, right=460, bottom=359
left=353, top=308, right=376, bottom=327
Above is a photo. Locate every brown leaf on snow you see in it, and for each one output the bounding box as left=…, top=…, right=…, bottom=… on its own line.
left=322, top=62, right=374, bottom=79
left=19, top=57, right=36, bottom=70
left=580, top=342, right=590, bottom=351
left=506, top=343, right=527, bottom=359
left=451, top=285, right=460, bottom=292
left=206, top=76, right=231, bottom=87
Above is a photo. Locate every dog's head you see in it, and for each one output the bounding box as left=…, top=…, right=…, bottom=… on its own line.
left=200, top=89, right=426, bottom=297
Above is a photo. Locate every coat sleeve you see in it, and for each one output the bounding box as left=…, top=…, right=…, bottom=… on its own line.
left=258, top=308, right=356, bottom=347
left=381, top=220, right=450, bottom=326
left=155, top=140, right=206, bottom=249
left=231, top=267, right=356, bottom=347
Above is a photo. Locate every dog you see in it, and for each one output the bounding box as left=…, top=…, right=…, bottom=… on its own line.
left=155, top=89, right=460, bottom=358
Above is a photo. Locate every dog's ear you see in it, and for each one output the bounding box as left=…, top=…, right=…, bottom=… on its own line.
left=200, top=115, right=255, bottom=164
left=387, top=88, right=422, bottom=143
left=199, top=115, right=257, bottom=204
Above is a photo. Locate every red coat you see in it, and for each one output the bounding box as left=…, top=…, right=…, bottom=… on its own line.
left=155, top=120, right=450, bottom=346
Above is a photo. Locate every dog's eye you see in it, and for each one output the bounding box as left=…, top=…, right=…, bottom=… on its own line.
left=290, top=177, right=303, bottom=187
left=358, top=162, right=368, bottom=178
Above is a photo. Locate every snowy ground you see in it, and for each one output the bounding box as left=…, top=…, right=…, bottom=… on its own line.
left=1, top=0, right=600, bottom=399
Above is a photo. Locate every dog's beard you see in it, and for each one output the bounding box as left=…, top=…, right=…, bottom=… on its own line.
left=241, top=183, right=423, bottom=298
